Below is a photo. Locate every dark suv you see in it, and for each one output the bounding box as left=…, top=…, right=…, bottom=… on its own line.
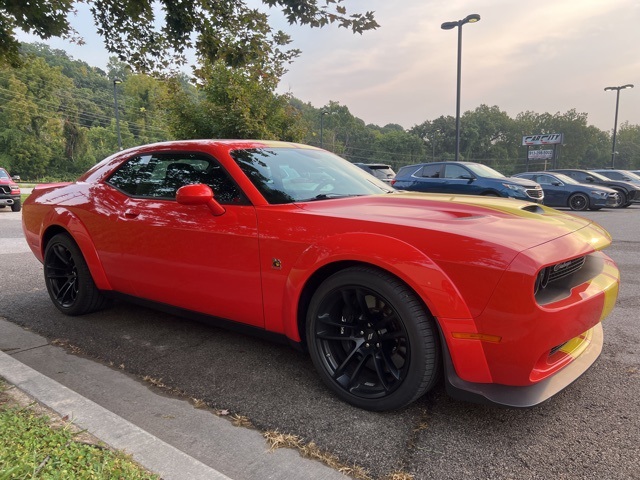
left=0, top=167, right=21, bottom=212
left=391, top=161, right=544, bottom=202
left=550, top=169, right=640, bottom=208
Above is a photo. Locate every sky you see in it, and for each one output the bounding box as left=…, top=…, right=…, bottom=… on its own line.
left=17, top=0, right=640, bottom=133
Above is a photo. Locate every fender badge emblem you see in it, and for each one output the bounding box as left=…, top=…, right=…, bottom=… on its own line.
left=272, top=258, right=282, bottom=270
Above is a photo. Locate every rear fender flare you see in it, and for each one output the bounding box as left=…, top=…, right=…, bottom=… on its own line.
left=42, top=208, right=112, bottom=291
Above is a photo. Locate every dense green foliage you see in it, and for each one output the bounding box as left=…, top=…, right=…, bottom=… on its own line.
left=1, top=43, right=639, bottom=180
left=0, top=0, right=378, bottom=73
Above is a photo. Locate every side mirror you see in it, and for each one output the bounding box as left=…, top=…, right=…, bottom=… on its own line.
left=176, top=184, right=226, bottom=216
left=551, top=181, right=562, bottom=186
left=584, top=176, right=594, bottom=183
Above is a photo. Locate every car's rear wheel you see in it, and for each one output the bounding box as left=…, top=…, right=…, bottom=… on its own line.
left=44, top=233, right=109, bottom=316
left=306, top=266, right=440, bottom=411
left=568, top=193, right=589, bottom=211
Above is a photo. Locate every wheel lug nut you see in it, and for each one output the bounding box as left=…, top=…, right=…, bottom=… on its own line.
left=365, top=343, right=370, bottom=348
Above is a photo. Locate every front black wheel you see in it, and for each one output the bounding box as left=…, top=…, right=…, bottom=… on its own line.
left=613, top=190, right=627, bottom=208
left=306, top=266, right=440, bottom=411
left=44, top=233, right=109, bottom=315
left=11, top=199, right=21, bottom=212
left=568, top=193, right=589, bottom=211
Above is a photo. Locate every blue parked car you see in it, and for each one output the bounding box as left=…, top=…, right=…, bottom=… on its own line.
left=391, top=161, right=544, bottom=202
left=513, top=172, right=618, bottom=211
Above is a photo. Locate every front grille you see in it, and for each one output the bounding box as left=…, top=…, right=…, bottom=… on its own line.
left=534, top=256, right=586, bottom=295
left=526, top=187, right=543, bottom=199
left=548, top=257, right=586, bottom=283
left=0, top=185, right=10, bottom=194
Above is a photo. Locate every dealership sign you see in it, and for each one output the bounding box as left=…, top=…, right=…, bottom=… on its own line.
left=522, top=134, right=563, bottom=146
left=528, top=149, right=554, bottom=160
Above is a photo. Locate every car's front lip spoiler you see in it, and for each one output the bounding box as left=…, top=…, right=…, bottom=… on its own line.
left=439, top=323, right=603, bottom=408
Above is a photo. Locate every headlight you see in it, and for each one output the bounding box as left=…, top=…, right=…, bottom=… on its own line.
left=503, top=183, right=525, bottom=192
left=591, top=191, right=607, bottom=198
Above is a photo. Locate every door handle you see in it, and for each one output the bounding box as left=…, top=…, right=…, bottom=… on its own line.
left=123, top=209, right=139, bottom=219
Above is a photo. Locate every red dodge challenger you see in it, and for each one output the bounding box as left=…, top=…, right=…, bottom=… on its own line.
left=22, top=140, right=619, bottom=410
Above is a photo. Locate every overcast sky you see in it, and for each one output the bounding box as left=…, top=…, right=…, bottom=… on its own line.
left=18, top=0, right=640, bottom=133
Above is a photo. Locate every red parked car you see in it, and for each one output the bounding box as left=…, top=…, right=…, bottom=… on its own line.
left=0, top=167, right=21, bottom=212
left=22, top=140, right=619, bottom=410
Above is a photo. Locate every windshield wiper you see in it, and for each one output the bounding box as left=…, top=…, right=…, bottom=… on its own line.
left=300, top=193, right=363, bottom=202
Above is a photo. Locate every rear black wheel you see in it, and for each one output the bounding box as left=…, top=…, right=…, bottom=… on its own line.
left=306, top=266, right=440, bottom=411
left=44, top=233, right=109, bottom=315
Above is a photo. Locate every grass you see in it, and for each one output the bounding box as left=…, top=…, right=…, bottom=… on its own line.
left=0, top=380, right=158, bottom=479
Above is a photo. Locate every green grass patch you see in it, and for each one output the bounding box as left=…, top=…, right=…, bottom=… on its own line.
left=0, top=381, right=158, bottom=479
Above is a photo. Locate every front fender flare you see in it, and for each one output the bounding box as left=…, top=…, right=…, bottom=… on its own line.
left=280, top=232, right=472, bottom=342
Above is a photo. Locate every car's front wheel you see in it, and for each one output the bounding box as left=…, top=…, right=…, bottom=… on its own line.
left=44, top=233, right=109, bottom=316
left=568, top=193, right=589, bottom=211
left=10, top=199, right=21, bottom=212
left=306, top=266, right=440, bottom=411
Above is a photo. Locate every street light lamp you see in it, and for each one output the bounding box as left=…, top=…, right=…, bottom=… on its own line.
left=113, top=78, right=123, bottom=150
left=320, top=110, right=329, bottom=148
left=441, top=13, right=481, bottom=161
left=604, top=84, right=634, bottom=168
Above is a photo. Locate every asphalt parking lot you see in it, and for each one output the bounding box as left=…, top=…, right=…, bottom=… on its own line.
left=1, top=205, right=639, bottom=479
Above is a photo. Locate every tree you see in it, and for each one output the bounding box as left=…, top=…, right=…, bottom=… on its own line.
left=164, top=59, right=306, bottom=141
left=1, top=1, right=378, bottom=72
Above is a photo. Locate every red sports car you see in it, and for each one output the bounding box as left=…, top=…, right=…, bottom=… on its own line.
left=22, top=140, right=619, bottom=411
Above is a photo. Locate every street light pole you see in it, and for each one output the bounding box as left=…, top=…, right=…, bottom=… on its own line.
left=113, top=78, right=123, bottom=150
left=441, top=14, right=481, bottom=162
left=320, top=110, right=328, bottom=148
left=604, top=84, right=634, bottom=168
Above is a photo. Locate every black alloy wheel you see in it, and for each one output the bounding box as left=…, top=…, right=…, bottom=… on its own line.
left=44, top=233, right=109, bottom=315
left=568, top=193, right=589, bottom=211
left=612, top=190, right=627, bottom=208
left=306, top=266, right=440, bottom=411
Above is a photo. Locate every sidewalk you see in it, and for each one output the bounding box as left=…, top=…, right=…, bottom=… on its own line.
left=0, top=318, right=347, bottom=480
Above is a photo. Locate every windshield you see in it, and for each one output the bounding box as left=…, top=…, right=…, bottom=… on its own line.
left=0, top=169, right=9, bottom=179
left=553, top=173, right=579, bottom=185
left=586, top=171, right=612, bottom=182
left=232, top=148, right=393, bottom=204
left=466, top=163, right=505, bottom=179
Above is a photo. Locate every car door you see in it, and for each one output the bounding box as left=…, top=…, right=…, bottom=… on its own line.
left=411, top=163, right=445, bottom=192
left=441, top=164, right=480, bottom=195
left=94, top=151, right=264, bottom=327
left=534, top=174, right=567, bottom=207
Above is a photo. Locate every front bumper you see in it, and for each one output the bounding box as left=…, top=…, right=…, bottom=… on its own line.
left=441, top=323, right=603, bottom=407
left=0, top=196, right=19, bottom=206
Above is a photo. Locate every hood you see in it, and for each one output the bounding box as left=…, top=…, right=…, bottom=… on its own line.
left=504, top=176, right=540, bottom=187
left=296, top=192, right=610, bottom=252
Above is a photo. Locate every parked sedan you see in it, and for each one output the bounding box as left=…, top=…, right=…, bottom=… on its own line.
left=513, top=172, right=618, bottom=211
left=22, top=140, right=619, bottom=411
left=550, top=169, right=640, bottom=208
left=391, top=161, right=544, bottom=202
left=591, top=169, right=640, bottom=188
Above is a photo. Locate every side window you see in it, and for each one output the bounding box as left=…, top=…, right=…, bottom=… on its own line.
left=106, top=153, right=247, bottom=204
left=443, top=165, right=469, bottom=179
left=419, top=164, right=441, bottom=178
left=535, top=175, right=554, bottom=185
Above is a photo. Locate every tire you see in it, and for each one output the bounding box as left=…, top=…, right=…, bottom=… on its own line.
left=44, top=233, right=109, bottom=316
left=612, top=190, right=627, bottom=208
left=306, top=266, right=440, bottom=411
left=568, top=193, right=589, bottom=211
left=10, top=199, right=21, bottom=212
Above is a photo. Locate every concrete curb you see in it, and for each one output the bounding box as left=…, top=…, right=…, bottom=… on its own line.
left=0, top=350, right=231, bottom=480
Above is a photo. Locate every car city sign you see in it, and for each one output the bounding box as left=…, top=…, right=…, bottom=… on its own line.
left=522, top=134, right=563, bottom=146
